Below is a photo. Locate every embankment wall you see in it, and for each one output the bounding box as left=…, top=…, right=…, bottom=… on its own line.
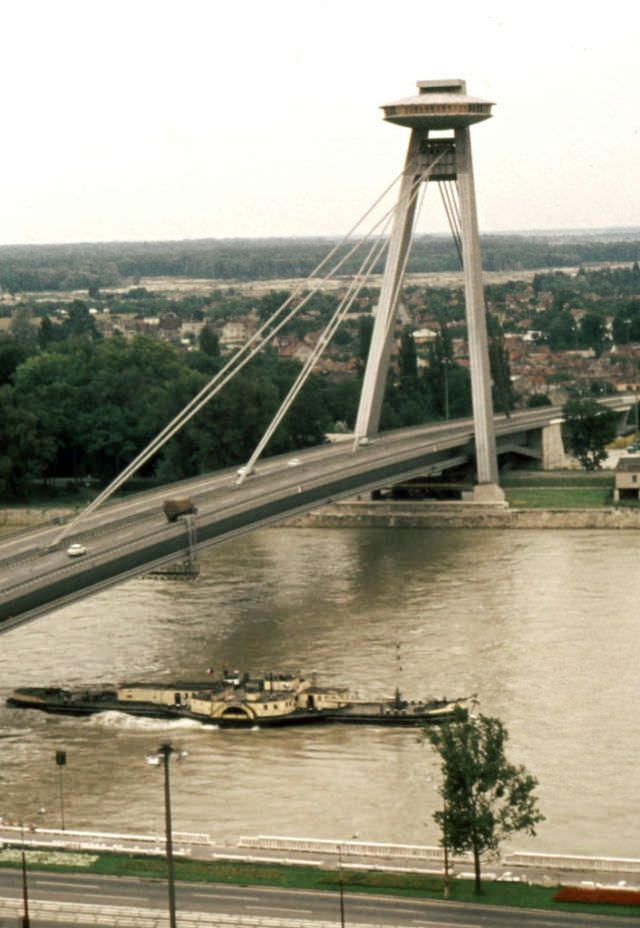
left=283, top=501, right=640, bottom=529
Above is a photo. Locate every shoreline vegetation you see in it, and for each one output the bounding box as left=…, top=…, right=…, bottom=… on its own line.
left=0, top=849, right=638, bottom=918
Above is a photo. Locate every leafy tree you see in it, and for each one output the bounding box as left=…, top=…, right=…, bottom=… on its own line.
left=38, top=316, right=62, bottom=350
left=9, top=307, right=38, bottom=351
left=422, top=329, right=471, bottom=420
left=425, top=707, right=544, bottom=894
left=0, top=335, right=30, bottom=384
left=578, top=312, right=607, bottom=356
left=526, top=393, right=552, bottom=408
left=487, top=316, right=516, bottom=416
left=61, top=300, right=101, bottom=340
left=199, top=325, right=220, bottom=357
left=357, top=315, right=374, bottom=369
left=612, top=301, right=640, bottom=345
left=398, top=327, right=419, bottom=385
left=0, top=385, right=56, bottom=498
left=546, top=309, right=577, bottom=350
left=563, top=396, right=618, bottom=470
left=11, top=336, right=188, bottom=481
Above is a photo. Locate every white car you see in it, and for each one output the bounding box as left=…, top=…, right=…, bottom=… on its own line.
left=66, top=543, right=87, bottom=558
left=287, top=458, right=301, bottom=467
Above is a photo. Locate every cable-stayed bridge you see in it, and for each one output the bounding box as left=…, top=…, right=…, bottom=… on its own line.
left=0, top=398, right=634, bottom=635
left=3, top=79, right=633, bottom=634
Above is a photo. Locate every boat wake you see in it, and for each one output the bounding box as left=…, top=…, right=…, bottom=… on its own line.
left=86, top=711, right=208, bottom=732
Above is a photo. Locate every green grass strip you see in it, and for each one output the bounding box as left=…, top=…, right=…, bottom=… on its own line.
left=1, top=849, right=639, bottom=919
left=504, top=488, right=612, bottom=508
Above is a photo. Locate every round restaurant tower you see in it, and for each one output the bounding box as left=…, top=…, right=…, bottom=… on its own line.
left=382, top=79, right=493, bottom=130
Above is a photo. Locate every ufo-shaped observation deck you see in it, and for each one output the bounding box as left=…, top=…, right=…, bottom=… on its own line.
left=382, top=79, right=493, bottom=130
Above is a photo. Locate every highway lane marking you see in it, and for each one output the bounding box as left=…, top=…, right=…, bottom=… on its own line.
left=412, top=922, right=480, bottom=928
left=33, top=882, right=150, bottom=902
left=245, top=905, right=313, bottom=914
left=190, top=891, right=261, bottom=899
left=76, top=892, right=152, bottom=902
left=32, top=880, right=105, bottom=889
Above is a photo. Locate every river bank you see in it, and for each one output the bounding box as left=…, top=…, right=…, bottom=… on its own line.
left=284, top=500, right=640, bottom=529
left=3, top=499, right=640, bottom=531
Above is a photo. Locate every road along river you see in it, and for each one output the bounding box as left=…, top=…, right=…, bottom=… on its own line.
left=0, top=526, right=638, bottom=859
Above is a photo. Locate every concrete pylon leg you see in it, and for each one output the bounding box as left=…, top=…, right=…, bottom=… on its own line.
left=354, top=131, right=425, bottom=439
left=542, top=418, right=566, bottom=470
left=455, top=127, right=504, bottom=501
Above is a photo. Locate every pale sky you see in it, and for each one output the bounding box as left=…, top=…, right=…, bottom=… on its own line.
left=1, top=0, right=639, bottom=245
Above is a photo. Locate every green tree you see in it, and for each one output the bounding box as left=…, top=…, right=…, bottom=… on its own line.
left=398, top=327, right=419, bottom=385
left=526, top=393, right=552, bottom=408
left=487, top=316, right=516, bottom=416
left=9, top=307, right=38, bottom=351
left=563, top=396, right=618, bottom=470
left=422, top=329, right=471, bottom=420
left=578, top=312, right=607, bottom=356
left=545, top=309, right=577, bottom=350
left=0, top=335, right=30, bottom=384
left=62, top=300, right=101, bottom=340
left=425, top=708, right=544, bottom=895
left=198, top=325, right=220, bottom=357
left=357, top=315, right=374, bottom=370
left=0, top=385, right=56, bottom=498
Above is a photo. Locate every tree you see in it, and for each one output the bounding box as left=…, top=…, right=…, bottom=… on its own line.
left=398, top=327, right=419, bottom=385
left=357, top=315, right=374, bottom=370
left=61, top=300, right=101, bottom=340
left=578, top=312, right=607, bottom=356
left=198, top=325, right=220, bottom=357
left=563, top=396, right=618, bottom=470
left=526, top=393, right=552, bottom=408
left=487, top=316, right=516, bottom=416
left=425, top=708, right=544, bottom=894
left=0, top=335, right=30, bottom=384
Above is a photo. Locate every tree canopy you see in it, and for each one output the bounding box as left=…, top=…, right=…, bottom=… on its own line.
left=425, top=707, right=544, bottom=894
left=563, top=396, right=618, bottom=470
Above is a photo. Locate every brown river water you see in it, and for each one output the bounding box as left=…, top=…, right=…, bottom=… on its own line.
left=0, top=526, right=638, bottom=857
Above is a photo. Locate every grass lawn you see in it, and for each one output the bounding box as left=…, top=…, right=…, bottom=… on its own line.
left=1, top=850, right=639, bottom=919
left=504, top=487, right=612, bottom=508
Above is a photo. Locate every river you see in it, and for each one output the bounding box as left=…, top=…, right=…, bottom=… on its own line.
left=1, top=526, right=638, bottom=858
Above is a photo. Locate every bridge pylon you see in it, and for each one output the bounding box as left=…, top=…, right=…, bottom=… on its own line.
left=354, top=79, right=504, bottom=501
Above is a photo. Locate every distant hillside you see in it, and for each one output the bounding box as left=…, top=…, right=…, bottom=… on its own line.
left=0, top=231, right=639, bottom=293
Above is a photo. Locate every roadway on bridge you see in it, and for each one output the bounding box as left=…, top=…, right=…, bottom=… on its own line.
left=0, top=401, right=631, bottom=634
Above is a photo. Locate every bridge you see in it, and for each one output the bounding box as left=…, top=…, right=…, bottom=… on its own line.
left=0, top=398, right=633, bottom=634
left=2, top=79, right=635, bottom=634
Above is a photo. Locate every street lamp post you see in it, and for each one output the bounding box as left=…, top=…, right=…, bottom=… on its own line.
left=55, top=750, right=67, bottom=830
left=429, top=769, right=450, bottom=899
left=338, top=845, right=345, bottom=928
left=147, top=743, right=188, bottom=928
left=20, top=822, right=30, bottom=928
left=442, top=357, right=450, bottom=420
left=442, top=799, right=450, bottom=900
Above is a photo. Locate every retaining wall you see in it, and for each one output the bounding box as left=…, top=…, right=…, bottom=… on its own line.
left=283, top=501, right=640, bottom=530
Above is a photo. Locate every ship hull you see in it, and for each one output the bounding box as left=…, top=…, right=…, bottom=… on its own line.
left=6, top=690, right=462, bottom=729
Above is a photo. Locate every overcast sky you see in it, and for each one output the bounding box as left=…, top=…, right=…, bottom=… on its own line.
left=1, top=0, right=638, bottom=245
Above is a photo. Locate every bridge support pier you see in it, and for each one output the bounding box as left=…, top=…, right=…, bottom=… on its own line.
left=469, top=483, right=508, bottom=505
left=542, top=418, right=566, bottom=470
